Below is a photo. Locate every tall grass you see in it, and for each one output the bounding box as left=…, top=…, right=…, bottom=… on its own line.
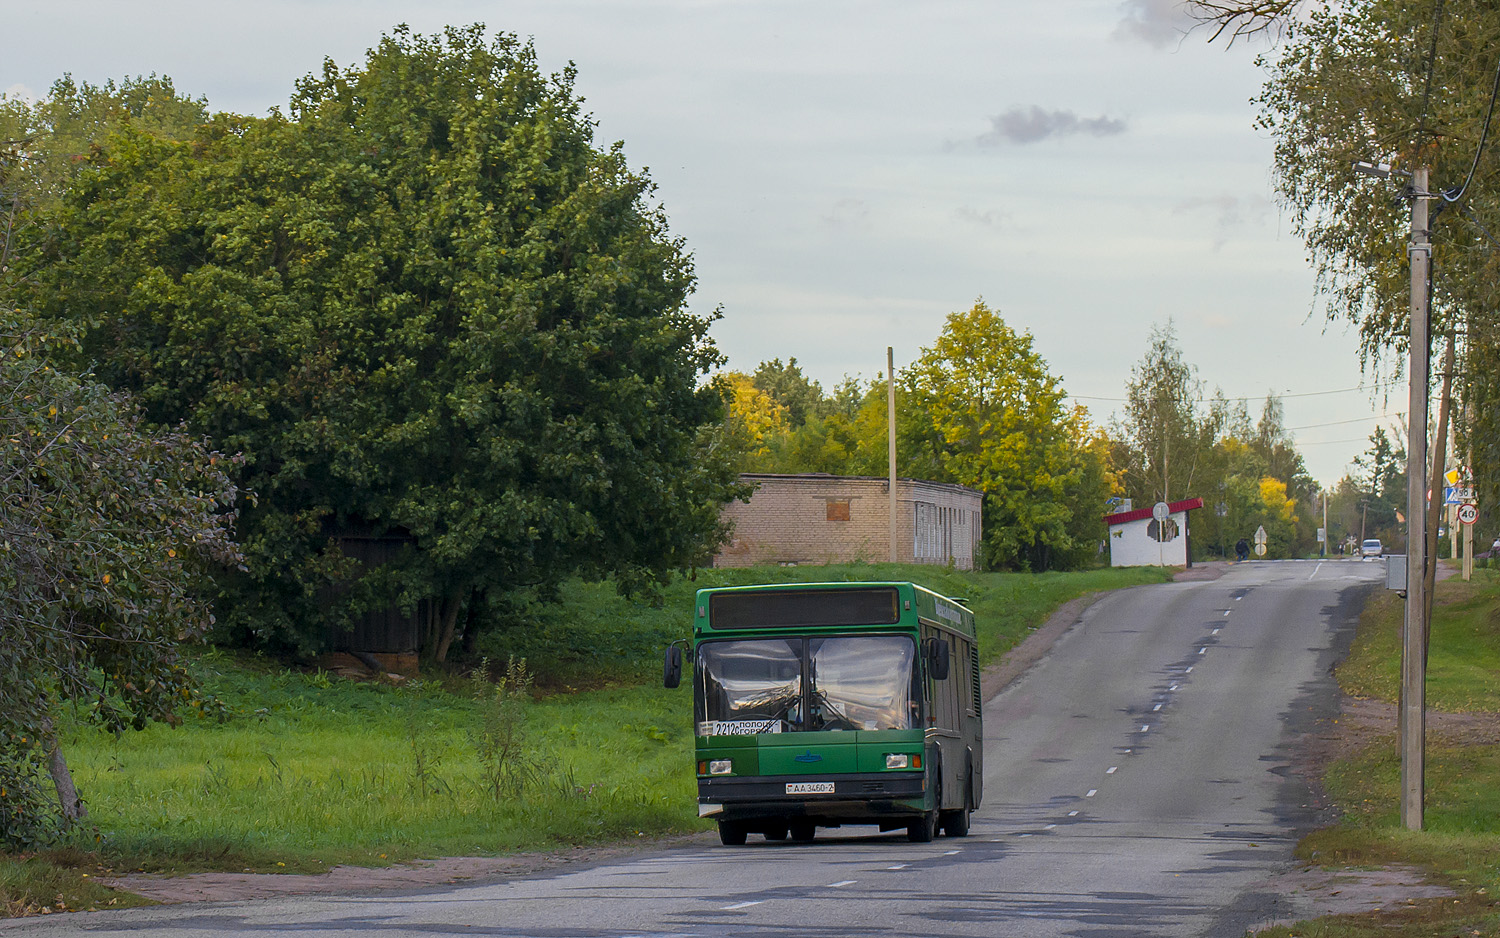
left=62, top=655, right=696, bottom=871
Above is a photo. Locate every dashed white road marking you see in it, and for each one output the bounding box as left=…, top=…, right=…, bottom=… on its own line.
left=943, top=850, right=959, bottom=856
left=827, top=880, right=856, bottom=888
left=886, top=864, right=907, bottom=870
left=1044, top=824, right=1056, bottom=830
left=1198, top=647, right=1207, bottom=655
left=1223, top=610, right=1231, bottom=617
left=1310, top=563, right=1323, bottom=580
left=722, top=901, right=763, bottom=910
left=1086, top=789, right=1098, bottom=797
left=1186, top=666, right=1194, bottom=673
left=1068, top=810, right=1079, bottom=816
left=1152, top=704, right=1162, bottom=711
left=1212, top=628, right=1220, bottom=635
left=1170, top=684, right=1179, bottom=691
left=1107, top=766, right=1118, bottom=774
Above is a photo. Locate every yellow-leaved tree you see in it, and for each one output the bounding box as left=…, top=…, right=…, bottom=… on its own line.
left=903, top=300, right=1118, bottom=570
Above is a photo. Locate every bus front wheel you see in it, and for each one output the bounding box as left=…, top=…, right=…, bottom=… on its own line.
left=718, top=821, right=748, bottom=846
left=907, top=811, right=937, bottom=843
left=909, top=766, right=941, bottom=842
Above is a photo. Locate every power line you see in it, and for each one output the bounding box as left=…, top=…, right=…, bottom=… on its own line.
left=1417, top=0, right=1446, bottom=135
left=1286, top=413, right=1405, bottom=431
left=1442, top=50, right=1500, bottom=204
left=1069, top=382, right=1402, bottom=404
left=1298, top=437, right=1379, bottom=447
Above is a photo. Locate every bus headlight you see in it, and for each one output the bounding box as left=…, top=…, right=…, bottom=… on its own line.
left=885, top=753, right=910, bottom=770
left=708, top=759, right=733, bottom=775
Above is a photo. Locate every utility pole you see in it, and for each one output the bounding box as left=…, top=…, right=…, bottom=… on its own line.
left=888, top=347, right=898, bottom=564
left=1401, top=164, right=1431, bottom=832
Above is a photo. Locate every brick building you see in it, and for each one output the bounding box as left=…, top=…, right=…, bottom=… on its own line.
left=714, top=473, right=984, bottom=570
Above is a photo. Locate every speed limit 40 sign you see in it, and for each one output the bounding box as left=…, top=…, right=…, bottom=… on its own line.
left=1459, top=503, right=1479, bottom=525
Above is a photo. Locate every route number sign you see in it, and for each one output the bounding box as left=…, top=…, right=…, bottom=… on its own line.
left=1459, top=504, right=1479, bottom=526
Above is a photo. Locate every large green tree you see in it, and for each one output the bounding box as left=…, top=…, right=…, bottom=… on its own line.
left=13, top=26, right=739, bottom=660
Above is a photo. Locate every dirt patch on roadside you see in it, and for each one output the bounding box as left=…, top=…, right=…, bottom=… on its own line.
left=1251, top=865, right=1457, bottom=929
left=102, top=833, right=715, bottom=905
left=1173, top=561, right=1230, bottom=582
left=1295, top=695, right=1500, bottom=785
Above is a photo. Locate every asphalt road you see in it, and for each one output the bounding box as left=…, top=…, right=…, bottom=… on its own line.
left=2, top=559, right=1382, bottom=938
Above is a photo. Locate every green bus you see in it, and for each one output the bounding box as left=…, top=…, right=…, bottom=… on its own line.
left=663, top=581, right=982, bottom=845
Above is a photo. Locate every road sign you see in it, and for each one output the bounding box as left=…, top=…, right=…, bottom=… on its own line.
left=1254, top=543, right=1267, bottom=556
left=1215, top=501, right=1227, bottom=517
left=1459, top=504, right=1479, bottom=525
left=1317, top=527, right=1326, bottom=543
left=1152, top=501, right=1170, bottom=522
left=1253, top=525, right=1268, bottom=546
left=1444, top=486, right=1475, bottom=505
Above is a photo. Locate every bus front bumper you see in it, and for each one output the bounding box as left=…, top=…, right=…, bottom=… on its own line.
left=698, top=772, right=927, bottom=823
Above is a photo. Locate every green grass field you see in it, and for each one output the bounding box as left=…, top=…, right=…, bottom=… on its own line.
left=1253, top=567, right=1500, bottom=938
left=2, top=562, right=1168, bottom=914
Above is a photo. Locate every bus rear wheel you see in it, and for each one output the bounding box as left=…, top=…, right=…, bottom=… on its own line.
left=718, top=821, right=748, bottom=846
left=940, top=806, right=970, bottom=837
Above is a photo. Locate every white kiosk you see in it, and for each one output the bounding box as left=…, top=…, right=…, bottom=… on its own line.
left=1105, top=497, right=1204, bottom=568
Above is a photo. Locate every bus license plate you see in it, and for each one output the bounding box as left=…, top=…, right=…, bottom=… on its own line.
left=786, top=782, right=834, bottom=794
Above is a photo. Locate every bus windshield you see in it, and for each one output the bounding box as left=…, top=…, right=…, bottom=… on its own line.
left=696, top=635, right=917, bottom=735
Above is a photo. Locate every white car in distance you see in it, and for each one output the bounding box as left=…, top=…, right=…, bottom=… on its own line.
left=1360, top=538, right=1383, bottom=559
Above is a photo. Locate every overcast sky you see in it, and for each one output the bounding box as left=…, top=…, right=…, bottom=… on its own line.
left=3, top=0, right=1395, bottom=485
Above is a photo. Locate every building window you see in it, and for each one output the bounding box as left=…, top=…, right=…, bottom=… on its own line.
left=826, top=500, right=850, bottom=522
left=1147, top=518, right=1180, bottom=542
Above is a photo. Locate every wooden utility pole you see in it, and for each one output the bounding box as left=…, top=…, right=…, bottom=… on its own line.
left=888, top=347, right=898, bottom=563
left=1401, top=165, right=1431, bottom=832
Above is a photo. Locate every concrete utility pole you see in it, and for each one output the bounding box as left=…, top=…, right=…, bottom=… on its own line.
left=1401, top=164, right=1431, bottom=832
left=888, top=347, right=898, bottom=564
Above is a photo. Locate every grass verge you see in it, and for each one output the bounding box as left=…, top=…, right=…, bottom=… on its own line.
left=1255, top=566, right=1500, bottom=937
left=2, top=562, right=1168, bottom=915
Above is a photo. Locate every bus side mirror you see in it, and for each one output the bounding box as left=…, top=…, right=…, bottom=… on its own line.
left=663, top=645, right=683, bottom=688
left=926, top=638, right=951, bottom=681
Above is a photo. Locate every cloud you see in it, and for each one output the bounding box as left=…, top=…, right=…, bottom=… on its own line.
left=1171, top=194, right=1274, bottom=249
left=976, top=107, right=1127, bottom=146
left=3, top=84, right=40, bottom=104
left=1114, top=0, right=1195, bottom=49
left=821, top=198, right=870, bottom=228
left=954, top=206, right=1010, bottom=228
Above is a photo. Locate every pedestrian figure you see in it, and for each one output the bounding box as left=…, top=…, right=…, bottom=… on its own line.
left=1235, top=538, right=1249, bottom=562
